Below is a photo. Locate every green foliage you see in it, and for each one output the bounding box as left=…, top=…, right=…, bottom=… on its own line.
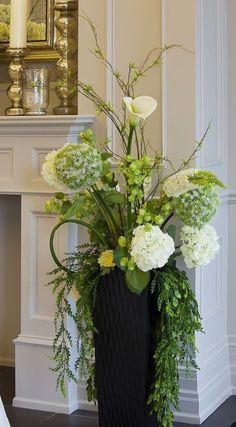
left=148, top=266, right=203, bottom=426
left=100, top=190, right=126, bottom=206
left=49, top=245, right=100, bottom=400
left=125, top=267, right=150, bottom=294
left=189, top=170, right=225, bottom=189
left=166, top=224, right=176, bottom=239
left=45, top=192, right=96, bottom=223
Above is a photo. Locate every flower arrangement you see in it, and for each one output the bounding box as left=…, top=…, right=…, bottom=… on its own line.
left=42, top=20, right=225, bottom=427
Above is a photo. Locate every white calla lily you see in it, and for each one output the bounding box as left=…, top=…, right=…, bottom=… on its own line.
left=124, top=96, right=157, bottom=127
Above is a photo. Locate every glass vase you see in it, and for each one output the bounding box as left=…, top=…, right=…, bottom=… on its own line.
left=23, top=68, right=50, bottom=115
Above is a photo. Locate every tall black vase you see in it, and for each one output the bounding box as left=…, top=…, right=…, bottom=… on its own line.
left=94, top=268, right=158, bottom=427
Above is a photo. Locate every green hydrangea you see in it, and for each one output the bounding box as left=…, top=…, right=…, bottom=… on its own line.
left=172, top=187, right=220, bottom=228
left=54, top=143, right=102, bottom=190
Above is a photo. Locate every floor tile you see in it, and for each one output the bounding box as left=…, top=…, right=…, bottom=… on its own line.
left=4, top=405, right=54, bottom=427
left=174, top=396, right=236, bottom=427
left=199, top=396, right=236, bottom=427
left=1, top=365, right=236, bottom=427
left=39, top=413, right=99, bottom=427
left=72, top=409, right=98, bottom=418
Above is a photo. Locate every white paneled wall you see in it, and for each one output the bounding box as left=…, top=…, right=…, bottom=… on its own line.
left=195, top=0, right=231, bottom=423
left=162, top=0, right=231, bottom=423
left=227, top=0, right=236, bottom=397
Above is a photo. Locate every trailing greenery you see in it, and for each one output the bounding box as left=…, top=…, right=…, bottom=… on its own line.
left=48, top=245, right=100, bottom=400
left=49, top=252, right=202, bottom=427
left=148, top=266, right=203, bottom=427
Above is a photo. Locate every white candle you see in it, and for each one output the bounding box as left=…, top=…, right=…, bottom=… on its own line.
left=9, top=0, right=29, bottom=48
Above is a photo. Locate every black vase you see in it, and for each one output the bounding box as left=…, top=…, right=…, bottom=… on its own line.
left=94, top=268, right=158, bottom=427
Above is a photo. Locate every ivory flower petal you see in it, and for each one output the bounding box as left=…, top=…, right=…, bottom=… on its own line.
left=124, top=96, right=157, bottom=127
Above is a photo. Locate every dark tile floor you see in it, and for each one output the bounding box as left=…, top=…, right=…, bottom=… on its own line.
left=0, top=366, right=236, bottom=426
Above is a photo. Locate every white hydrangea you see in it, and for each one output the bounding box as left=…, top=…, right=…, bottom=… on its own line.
left=180, top=225, right=220, bottom=269
left=163, top=168, right=198, bottom=198
left=130, top=225, right=175, bottom=272
left=41, top=149, right=69, bottom=192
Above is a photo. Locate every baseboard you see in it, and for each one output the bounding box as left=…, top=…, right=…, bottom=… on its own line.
left=228, top=334, right=236, bottom=393
left=199, top=388, right=232, bottom=423
left=77, top=399, right=98, bottom=412
left=0, top=357, right=15, bottom=367
left=13, top=397, right=78, bottom=414
left=173, top=410, right=200, bottom=424
left=231, top=386, right=236, bottom=395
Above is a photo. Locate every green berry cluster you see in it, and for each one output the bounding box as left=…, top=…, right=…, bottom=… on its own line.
left=45, top=198, right=65, bottom=215
left=119, top=155, right=152, bottom=202
left=137, top=207, right=164, bottom=225
left=79, top=128, right=96, bottom=145
left=136, top=198, right=172, bottom=226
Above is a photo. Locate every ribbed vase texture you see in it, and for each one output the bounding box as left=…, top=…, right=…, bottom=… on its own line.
left=94, top=268, right=158, bottom=427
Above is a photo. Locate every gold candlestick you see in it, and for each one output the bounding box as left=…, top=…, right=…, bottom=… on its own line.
left=5, top=47, right=30, bottom=116
left=53, top=0, right=78, bottom=115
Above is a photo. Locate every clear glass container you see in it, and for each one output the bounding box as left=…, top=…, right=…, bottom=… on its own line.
left=23, top=68, right=50, bottom=115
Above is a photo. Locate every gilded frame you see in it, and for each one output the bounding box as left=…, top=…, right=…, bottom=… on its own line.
left=0, top=0, right=59, bottom=62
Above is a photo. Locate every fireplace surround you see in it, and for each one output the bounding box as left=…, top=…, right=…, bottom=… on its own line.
left=0, top=115, right=94, bottom=413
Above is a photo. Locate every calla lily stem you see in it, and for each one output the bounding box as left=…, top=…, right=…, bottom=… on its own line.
left=127, top=125, right=135, bottom=155
left=126, top=125, right=135, bottom=230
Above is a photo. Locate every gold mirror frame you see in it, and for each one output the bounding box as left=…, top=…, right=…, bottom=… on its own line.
left=0, top=0, right=59, bottom=62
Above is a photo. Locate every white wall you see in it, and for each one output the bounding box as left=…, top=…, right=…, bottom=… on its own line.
left=78, top=0, right=162, bottom=149
left=227, top=0, right=236, bottom=394
left=194, top=0, right=231, bottom=422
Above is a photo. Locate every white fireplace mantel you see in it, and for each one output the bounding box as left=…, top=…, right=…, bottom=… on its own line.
left=0, top=115, right=95, bottom=414
left=0, top=115, right=95, bottom=195
left=0, top=115, right=95, bottom=136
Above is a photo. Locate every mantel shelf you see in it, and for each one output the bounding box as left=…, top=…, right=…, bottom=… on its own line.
left=0, top=114, right=95, bottom=194
left=0, top=115, right=95, bottom=137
